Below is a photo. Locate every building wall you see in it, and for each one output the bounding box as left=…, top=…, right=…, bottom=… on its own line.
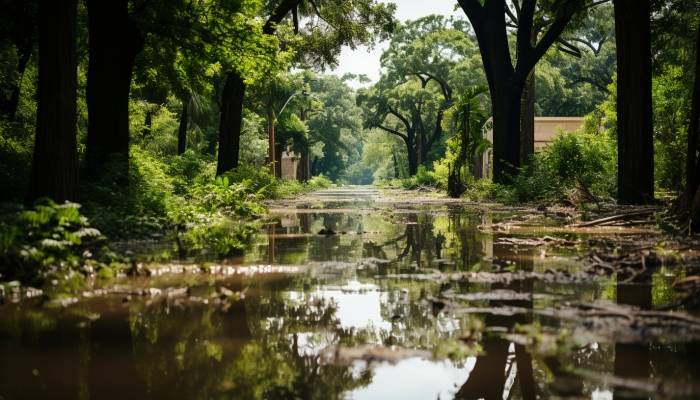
left=533, top=117, right=586, bottom=150
left=480, top=116, right=585, bottom=178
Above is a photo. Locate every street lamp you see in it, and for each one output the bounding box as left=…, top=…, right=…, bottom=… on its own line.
left=268, top=90, right=310, bottom=176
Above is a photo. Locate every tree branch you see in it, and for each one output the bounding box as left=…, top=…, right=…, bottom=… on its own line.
left=377, top=124, right=408, bottom=141
left=556, top=37, right=582, bottom=57
left=418, top=71, right=453, bottom=101
left=516, top=0, right=536, bottom=59
left=522, top=2, right=578, bottom=73
left=388, top=106, right=413, bottom=132
left=263, top=0, right=302, bottom=35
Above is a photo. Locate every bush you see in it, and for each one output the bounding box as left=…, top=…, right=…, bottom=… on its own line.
left=395, top=165, right=441, bottom=190
left=512, top=131, right=617, bottom=204
left=0, top=200, right=114, bottom=286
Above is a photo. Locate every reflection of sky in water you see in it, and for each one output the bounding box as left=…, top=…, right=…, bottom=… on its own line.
left=592, top=389, right=613, bottom=400
left=313, top=280, right=392, bottom=332
left=349, top=358, right=475, bottom=400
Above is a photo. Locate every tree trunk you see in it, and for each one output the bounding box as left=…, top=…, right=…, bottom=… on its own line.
left=1, top=40, right=32, bottom=121
left=614, top=0, right=654, bottom=204
left=404, top=134, right=418, bottom=176
left=267, top=107, right=277, bottom=177
left=520, top=68, right=535, bottom=164
left=392, top=150, right=400, bottom=179
left=686, top=22, right=700, bottom=214
left=85, top=0, right=144, bottom=178
left=299, top=148, right=310, bottom=181
left=142, top=109, right=152, bottom=138
left=177, top=95, right=189, bottom=155
left=491, top=83, right=523, bottom=183
left=216, top=73, right=245, bottom=175
left=27, top=0, right=78, bottom=203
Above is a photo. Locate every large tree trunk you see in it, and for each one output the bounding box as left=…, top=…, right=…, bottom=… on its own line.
left=27, top=0, right=78, bottom=203
left=520, top=69, right=536, bottom=164
left=688, top=23, right=700, bottom=230
left=614, top=0, right=654, bottom=204
left=491, top=82, right=523, bottom=183
left=85, top=0, right=144, bottom=178
left=685, top=22, right=700, bottom=226
left=177, top=95, right=189, bottom=155
left=216, top=73, right=245, bottom=175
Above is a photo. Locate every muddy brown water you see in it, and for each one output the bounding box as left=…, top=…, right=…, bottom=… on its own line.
left=1, top=187, right=699, bottom=399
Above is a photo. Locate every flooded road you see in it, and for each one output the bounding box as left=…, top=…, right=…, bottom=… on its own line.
left=1, top=187, right=700, bottom=399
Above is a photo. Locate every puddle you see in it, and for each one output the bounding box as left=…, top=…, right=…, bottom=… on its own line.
left=1, top=187, right=699, bottom=399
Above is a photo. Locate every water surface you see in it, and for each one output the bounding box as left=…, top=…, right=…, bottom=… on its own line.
left=1, top=187, right=699, bottom=399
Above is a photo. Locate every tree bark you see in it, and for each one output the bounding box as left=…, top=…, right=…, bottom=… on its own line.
left=177, top=95, right=189, bottom=155
left=27, top=0, right=78, bottom=203
left=491, top=82, right=524, bottom=181
left=686, top=22, right=700, bottom=211
left=687, top=23, right=700, bottom=229
left=520, top=68, right=536, bottom=164
left=216, top=73, right=245, bottom=175
left=405, top=131, right=418, bottom=176
left=85, top=0, right=144, bottom=178
left=614, top=0, right=654, bottom=204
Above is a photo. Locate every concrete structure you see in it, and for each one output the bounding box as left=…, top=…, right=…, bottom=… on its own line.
left=280, top=146, right=300, bottom=180
left=480, top=116, right=585, bottom=178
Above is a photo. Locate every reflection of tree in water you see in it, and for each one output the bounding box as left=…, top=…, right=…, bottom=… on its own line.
left=126, top=278, right=374, bottom=400
left=455, top=244, right=538, bottom=400
left=306, top=213, right=365, bottom=262
left=373, top=212, right=489, bottom=273
left=449, top=211, right=489, bottom=270
left=239, top=280, right=373, bottom=399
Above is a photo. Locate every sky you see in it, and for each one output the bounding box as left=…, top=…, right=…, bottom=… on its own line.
left=329, top=0, right=464, bottom=87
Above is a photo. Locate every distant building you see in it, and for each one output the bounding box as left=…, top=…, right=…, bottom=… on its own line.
left=480, top=116, right=586, bottom=179
left=280, top=146, right=300, bottom=180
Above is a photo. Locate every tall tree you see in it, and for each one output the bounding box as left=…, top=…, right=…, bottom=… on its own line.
left=216, top=0, right=299, bottom=175
left=27, top=0, right=78, bottom=202
left=457, top=0, right=582, bottom=183
left=686, top=19, right=700, bottom=229
left=614, top=0, right=654, bottom=203
left=360, top=16, right=482, bottom=176
left=85, top=0, right=145, bottom=177
left=216, top=0, right=395, bottom=175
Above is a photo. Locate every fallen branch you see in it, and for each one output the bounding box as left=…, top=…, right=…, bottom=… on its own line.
left=571, top=209, right=656, bottom=227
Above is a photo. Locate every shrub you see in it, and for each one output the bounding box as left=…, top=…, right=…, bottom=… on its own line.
left=512, top=130, right=617, bottom=203
left=0, top=200, right=113, bottom=286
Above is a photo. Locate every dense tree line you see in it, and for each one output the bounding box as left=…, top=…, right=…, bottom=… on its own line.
left=3, top=0, right=700, bottom=228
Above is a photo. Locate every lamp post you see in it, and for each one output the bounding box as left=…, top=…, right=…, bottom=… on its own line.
left=268, top=90, right=308, bottom=176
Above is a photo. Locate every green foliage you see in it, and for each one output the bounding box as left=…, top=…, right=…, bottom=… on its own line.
left=512, top=131, right=617, bottom=203
left=378, top=165, right=441, bottom=190
left=653, top=65, right=689, bottom=191
left=0, top=200, right=112, bottom=285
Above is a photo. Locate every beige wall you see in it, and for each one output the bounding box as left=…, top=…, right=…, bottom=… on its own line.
left=480, top=117, right=586, bottom=178
left=534, top=117, right=585, bottom=150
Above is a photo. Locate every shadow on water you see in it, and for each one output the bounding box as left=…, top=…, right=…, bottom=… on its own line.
left=1, top=187, right=699, bottom=399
